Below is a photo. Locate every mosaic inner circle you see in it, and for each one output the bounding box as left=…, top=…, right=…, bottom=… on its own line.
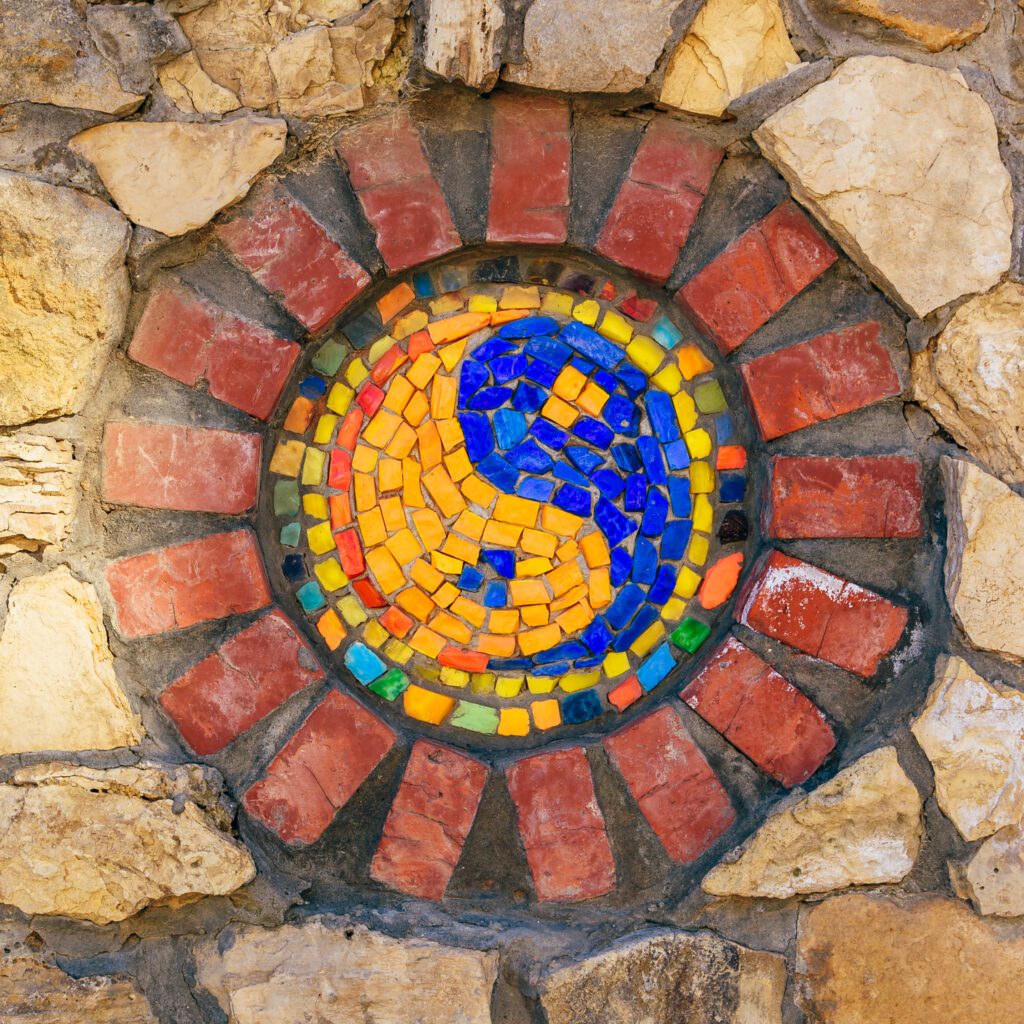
left=263, top=258, right=753, bottom=744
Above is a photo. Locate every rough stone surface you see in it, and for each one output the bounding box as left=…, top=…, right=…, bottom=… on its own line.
left=660, top=0, right=800, bottom=117
left=913, top=282, right=1024, bottom=485
left=0, top=433, right=80, bottom=557
left=158, top=51, right=242, bottom=114
left=957, top=821, right=1024, bottom=918
left=942, top=458, right=1024, bottom=662
left=0, top=567, right=142, bottom=756
left=829, top=0, right=994, bottom=51
left=0, top=170, right=130, bottom=427
left=702, top=748, right=922, bottom=898
left=70, top=118, right=286, bottom=237
left=195, top=917, right=498, bottom=1024
left=424, top=0, right=504, bottom=89
left=0, top=761, right=255, bottom=924
left=503, top=0, right=678, bottom=93
left=754, top=56, right=1013, bottom=317
left=912, top=656, right=1024, bottom=841
left=539, top=930, right=786, bottom=1024
left=796, top=895, right=1024, bottom=1024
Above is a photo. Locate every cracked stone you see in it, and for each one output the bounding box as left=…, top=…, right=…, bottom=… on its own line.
left=828, top=0, right=994, bottom=51
left=158, top=51, right=242, bottom=114
left=423, top=0, right=505, bottom=90
left=955, top=820, right=1024, bottom=918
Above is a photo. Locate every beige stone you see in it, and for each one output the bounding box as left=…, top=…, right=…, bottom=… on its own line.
left=269, top=25, right=360, bottom=116
left=159, top=51, right=241, bottom=114
left=0, top=433, right=80, bottom=557
left=424, top=0, right=505, bottom=90
left=70, top=117, right=286, bottom=237
left=942, top=458, right=1024, bottom=661
left=0, top=567, right=143, bottom=756
left=912, top=282, right=1024, bottom=485
left=912, top=656, right=1024, bottom=841
left=0, top=171, right=130, bottom=427
left=796, top=894, right=1024, bottom=1024
left=830, top=0, right=994, bottom=52
left=754, top=56, right=1013, bottom=317
left=503, top=0, right=678, bottom=93
left=660, top=0, right=800, bottom=118
left=0, top=761, right=255, bottom=925
left=954, top=821, right=1024, bottom=917
left=702, top=748, right=922, bottom=898
left=329, top=0, right=409, bottom=91
left=539, top=931, right=786, bottom=1024
left=195, top=917, right=497, bottom=1024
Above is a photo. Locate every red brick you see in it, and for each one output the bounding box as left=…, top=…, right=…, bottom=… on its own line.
left=596, top=120, right=722, bottom=284
left=677, top=201, right=836, bottom=352
left=129, top=283, right=298, bottom=420
left=604, top=706, right=735, bottom=864
left=371, top=740, right=488, bottom=899
left=336, top=111, right=460, bottom=272
left=769, top=455, right=923, bottom=539
left=487, top=94, right=570, bottom=244
left=243, top=689, right=396, bottom=845
left=106, top=529, right=271, bottom=639
left=505, top=747, right=615, bottom=902
left=738, top=550, right=908, bottom=677
left=217, top=185, right=370, bottom=332
left=740, top=322, right=901, bottom=440
left=160, top=610, right=324, bottom=756
left=680, top=637, right=835, bottom=787
left=102, top=421, right=260, bottom=514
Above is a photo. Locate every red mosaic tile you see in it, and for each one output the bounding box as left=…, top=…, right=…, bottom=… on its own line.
left=336, top=111, right=461, bottom=272
left=506, top=746, right=616, bottom=902
left=740, top=321, right=901, bottom=440
left=217, top=185, right=370, bottom=332
left=102, top=421, right=260, bottom=514
left=677, top=201, right=837, bottom=353
left=371, top=740, right=489, bottom=899
left=161, top=609, right=324, bottom=756
left=487, top=93, right=570, bottom=245
left=106, top=529, right=271, bottom=639
left=596, top=120, right=723, bottom=284
left=604, top=706, right=735, bottom=864
left=128, top=283, right=299, bottom=420
left=680, top=637, right=836, bottom=787
left=243, top=689, right=396, bottom=845
left=769, top=455, right=923, bottom=539
left=738, top=550, right=908, bottom=677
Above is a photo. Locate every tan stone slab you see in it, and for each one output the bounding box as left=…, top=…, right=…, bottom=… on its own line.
left=830, top=0, right=993, bottom=52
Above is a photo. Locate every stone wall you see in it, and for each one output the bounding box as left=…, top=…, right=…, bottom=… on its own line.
left=3, top=1, right=1024, bottom=1021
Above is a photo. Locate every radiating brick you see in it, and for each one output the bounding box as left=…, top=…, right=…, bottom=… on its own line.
left=680, top=637, right=835, bottom=786
left=738, top=550, right=908, bottom=677
left=604, top=706, right=735, bottom=864
left=102, top=421, right=260, bottom=514
left=161, top=610, right=324, bottom=756
left=371, top=740, right=489, bottom=899
left=243, top=690, right=396, bottom=845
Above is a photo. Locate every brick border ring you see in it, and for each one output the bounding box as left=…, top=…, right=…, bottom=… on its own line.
left=102, top=99, right=932, bottom=908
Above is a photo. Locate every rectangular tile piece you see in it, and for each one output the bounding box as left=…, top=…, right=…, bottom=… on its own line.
left=488, top=93, right=570, bottom=244
left=680, top=637, right=836, bottom=787
left=603, top=706, right=735, bottom=864
left=596, top=119, right=723, bottom=284
left=216, top=184, right=370, bottom=332
left=677, top=201, right=837, bottom=353
left=740, top=321, right=900, bottom=440
left=161, top=610, right=324, bottom=756
left=102, top=421, right=260, bottom=513
left=243, top=690, right=396, bottom=845
left=336, top=110, right=461, bottom=272
left=106, top=529, right=271, bottom=639
left=505, top=746, right=616, bottom=902
left=371, top=739, right=489, bottom=899
left=768, top=455, right=923, bottom=538
left=738, top=550, right=908, bottom=677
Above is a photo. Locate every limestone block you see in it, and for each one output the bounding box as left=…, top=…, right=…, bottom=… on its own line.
left=195, top=917, right=497, bottom=1024
left=423, top=0, right=505, bottom=90
left=660, top=0, right=800, bottom=117
left=158, top=51, right=242, bottom=114
left=829, top=0, right=994, bottom=52
left=70, top=117, right=286, bottom=236
left=270, top=25, right=363, bottom=116
left=754, top=56, right=1013, bottom=317
left=702, top=748, right=922, bottom=898
left=956, top=821, right=1024, bottom=917
left=0, top=762, right=256, bottom=924
left=942, top=458, right=1024, bottom=661
left=0, top=170, right=130, bottom=427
